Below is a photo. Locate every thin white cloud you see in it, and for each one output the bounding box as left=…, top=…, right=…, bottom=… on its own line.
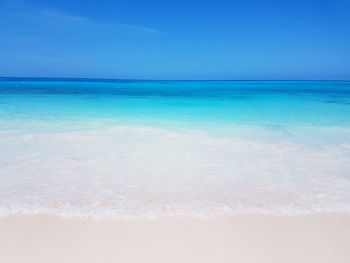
left=38, top=7, right=88, bottom=23
left=119, top=24, right=161, bottom=34
left=0, top=0, right=88, bottom=24
left=1, top=0, right=161, bottom=33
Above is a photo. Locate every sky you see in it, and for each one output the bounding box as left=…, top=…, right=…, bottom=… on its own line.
left=0, top=0, right=350, bottom=80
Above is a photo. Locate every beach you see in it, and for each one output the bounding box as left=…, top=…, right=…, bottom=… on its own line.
left=2, top=0, right=350, bottom=261
left=1, top=80, right=350, bottom=262
left=1, top=214, right=350, bottom=263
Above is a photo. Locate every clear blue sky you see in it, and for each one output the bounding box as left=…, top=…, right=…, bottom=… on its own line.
left=1, top=0, right=350, bottom=80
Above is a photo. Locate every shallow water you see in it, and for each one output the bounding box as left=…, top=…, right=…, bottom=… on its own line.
left=0, top=79, right=350, bottom=218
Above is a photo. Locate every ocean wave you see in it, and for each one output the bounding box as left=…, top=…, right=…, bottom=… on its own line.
left=0, top=125, right=350, bottom=218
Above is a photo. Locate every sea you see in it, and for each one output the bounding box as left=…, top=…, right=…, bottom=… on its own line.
left=0, top=78, right=350, bottom=218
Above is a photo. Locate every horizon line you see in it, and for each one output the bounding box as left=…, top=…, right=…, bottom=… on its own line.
left=1, top=76, right=350, bottom=82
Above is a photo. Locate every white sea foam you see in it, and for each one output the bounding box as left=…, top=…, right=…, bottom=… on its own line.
left=0, top=125, right=350, bottom=218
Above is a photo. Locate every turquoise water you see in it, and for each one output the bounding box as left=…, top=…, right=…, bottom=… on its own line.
left=1, top=79, right=350, bottom=145
left=1, top=78, right=350, bottom=217
left=1, top=79, right=350, bottom=126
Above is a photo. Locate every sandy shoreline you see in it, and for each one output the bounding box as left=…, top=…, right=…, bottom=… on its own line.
left=0, top=214, right=349, bottom=263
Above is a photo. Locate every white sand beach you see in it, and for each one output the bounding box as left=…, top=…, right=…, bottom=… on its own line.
left=1, top=214, right=349, bottom=263
left=2, top=0, right=350, bottom=261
